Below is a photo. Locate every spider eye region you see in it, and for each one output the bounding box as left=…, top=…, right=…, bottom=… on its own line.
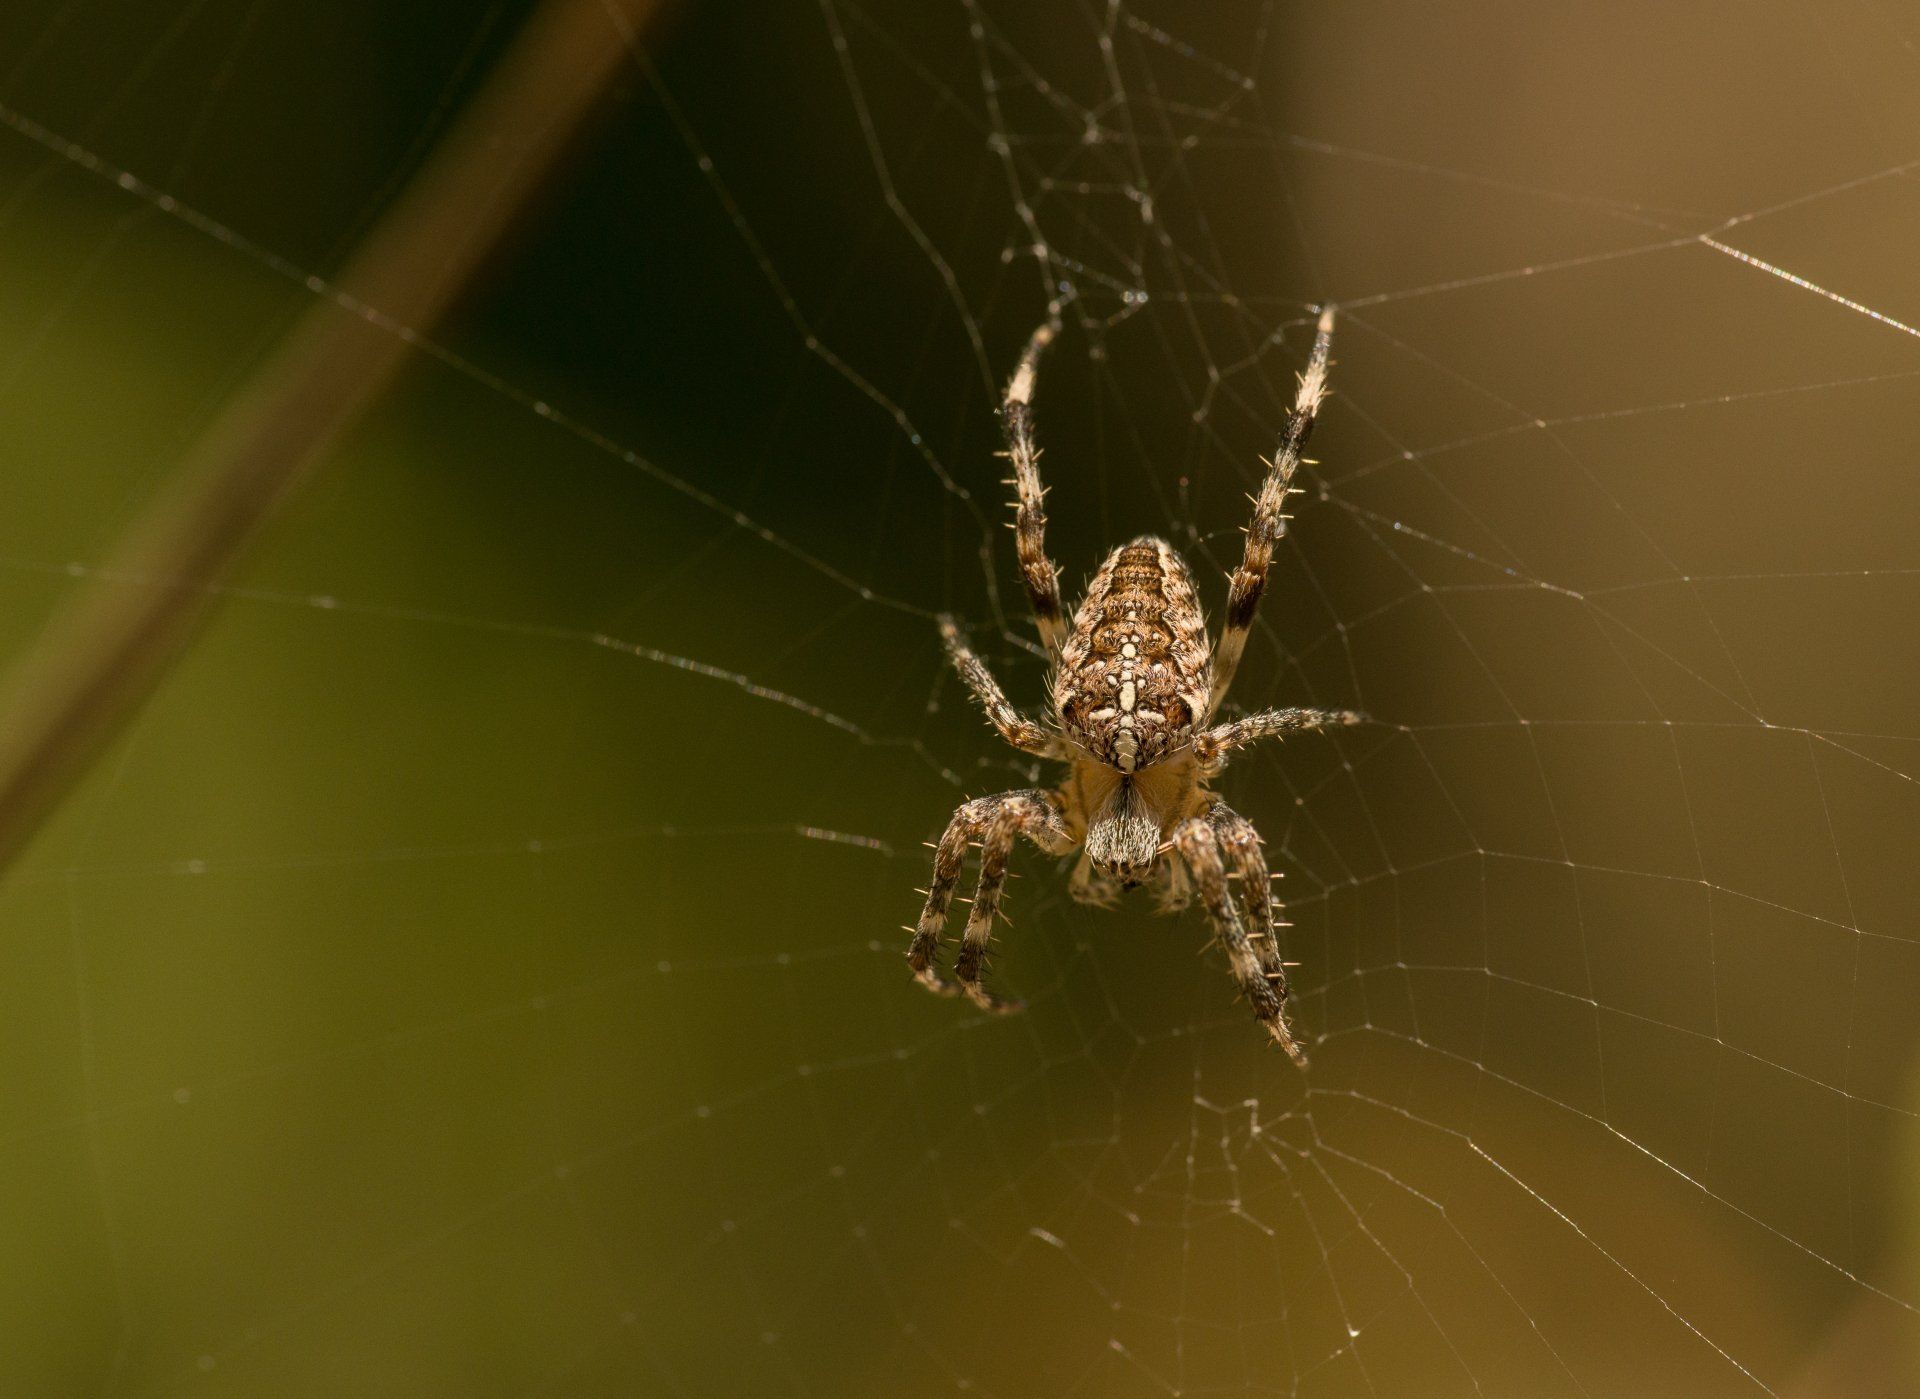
left=1084, top=798, right=1160, bottom=885
left=1072, top=755, right=1198, bottom=884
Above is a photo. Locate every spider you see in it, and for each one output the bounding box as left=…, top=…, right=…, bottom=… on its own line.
left=905, top=306, right=1362, bottom=1066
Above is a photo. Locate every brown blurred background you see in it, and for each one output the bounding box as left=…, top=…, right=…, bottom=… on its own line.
left=0, top=1, right=1916, bottom=1395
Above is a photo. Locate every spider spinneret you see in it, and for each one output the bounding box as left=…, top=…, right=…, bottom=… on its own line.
left=905, top=307, right=1361, bottom=1066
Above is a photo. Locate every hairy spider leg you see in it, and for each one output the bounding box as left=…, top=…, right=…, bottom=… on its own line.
left=1208, top=306, right=1336, bottom=719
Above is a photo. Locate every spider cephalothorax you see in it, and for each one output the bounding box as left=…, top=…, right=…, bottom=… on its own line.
left=906, top=308, right=1362, bottom=1065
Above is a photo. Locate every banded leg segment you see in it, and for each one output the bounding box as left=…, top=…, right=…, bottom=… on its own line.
left=907, top=790, right=1070, bottom=1010
left=1208, top=802, right=1307, bottom=1066
left=1173, top=815, right=1307, bottom=1066
left=939, top=616, right=1064, bottom=758
left=1001, top=319, right=1068, bottom=658
left=951, top=793, right=1066, bottom=1012
left=1208, top=306, right=1336, bottom=719
left=1194, top=705, right=1364, bottom=772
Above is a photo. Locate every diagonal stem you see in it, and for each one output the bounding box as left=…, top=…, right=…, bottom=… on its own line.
left=0, top=0, right=663, bottom=875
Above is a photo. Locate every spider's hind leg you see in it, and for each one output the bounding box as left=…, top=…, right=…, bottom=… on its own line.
left=1001, top=318, right=1069, bottom=658
left=1208, top=306, right=1336, bottom=719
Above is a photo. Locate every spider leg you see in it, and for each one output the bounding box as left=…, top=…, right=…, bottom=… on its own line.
left=1001, top=318, right=1069, bottom=659
left=939, top=616, right=1067, bottom=759
left=907, top=790, right=1071, bottom=1009
left=1148, top=854, right=1192, bottom=914
left=1207, top=306, right=1335, bottom=720
left=1172, top=814, right=1308, bottom=1066
left=1207, top=801, right=1307, bottom=1065
left=908, top=796, right=996, bottom=999
left=951, top=792, right=1069, bottom=1013
left=1194, top=705, right=1364, bottom=774
left=1068, top=850, right=1122, bottom=908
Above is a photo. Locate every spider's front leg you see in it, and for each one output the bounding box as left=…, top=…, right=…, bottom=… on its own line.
left=1172, top=812, right=1309, bottom=1066
left=1207, top=802, right=1304, bottom=1063
left=907, top=790, right=1072, bottom=1014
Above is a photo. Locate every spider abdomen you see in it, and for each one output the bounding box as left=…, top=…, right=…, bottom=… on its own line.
left=1055, top=535, right=1212, bottom=772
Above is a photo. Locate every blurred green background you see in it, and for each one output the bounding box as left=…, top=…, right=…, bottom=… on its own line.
left=1, top=1, right=1917, bottom=1395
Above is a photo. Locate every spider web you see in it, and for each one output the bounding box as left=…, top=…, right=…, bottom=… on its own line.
left=2, top=1, right=1918, bottom=1395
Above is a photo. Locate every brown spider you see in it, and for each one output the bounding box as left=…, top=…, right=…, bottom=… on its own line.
left=905, top=307, right=1361, bottom=1066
